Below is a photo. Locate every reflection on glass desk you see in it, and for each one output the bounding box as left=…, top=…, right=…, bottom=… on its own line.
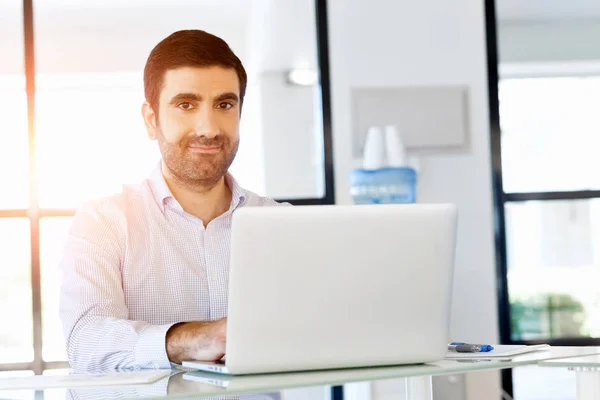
left=2, top=347, right=600, bottom=400
left=538, top=354, right=600, bottom=400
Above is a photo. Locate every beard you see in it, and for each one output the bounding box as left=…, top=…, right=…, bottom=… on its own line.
left=156, top=128, right=239, bottom=189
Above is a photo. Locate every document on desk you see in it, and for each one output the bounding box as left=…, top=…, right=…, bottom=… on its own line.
left=0, top=370, right=171, bottom=390
left=445, top=344, right=551, bottom=360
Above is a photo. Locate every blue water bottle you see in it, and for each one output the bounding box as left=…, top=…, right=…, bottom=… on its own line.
left=350, top=125, right=417, bottom=204
left=350, top=167, right=417, bottom=204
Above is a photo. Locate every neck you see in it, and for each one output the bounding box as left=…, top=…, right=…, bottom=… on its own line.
left=161, top=161, right=233, bottom=226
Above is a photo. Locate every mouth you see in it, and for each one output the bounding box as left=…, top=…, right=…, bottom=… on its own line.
left=188, top=145, right=221, bottom=154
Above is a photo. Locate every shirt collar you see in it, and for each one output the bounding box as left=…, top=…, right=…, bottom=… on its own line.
left=224, top=173, right=248, bottom=211
left=149, top=162, right=247, bottom=214
left=149, top=163, right=173, bottom=213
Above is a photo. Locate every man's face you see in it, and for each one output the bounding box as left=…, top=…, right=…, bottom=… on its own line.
left=144, top=66, right=241, bottom=188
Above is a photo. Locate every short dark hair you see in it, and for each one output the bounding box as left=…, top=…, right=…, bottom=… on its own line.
left=143, top=29, right=247, bottom=114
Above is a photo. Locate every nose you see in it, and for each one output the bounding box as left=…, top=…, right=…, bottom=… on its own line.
left=194, top=105, right=219, bottom=138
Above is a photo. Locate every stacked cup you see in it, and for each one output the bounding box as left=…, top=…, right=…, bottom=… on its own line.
left=350, top=125, right=417, bottom=204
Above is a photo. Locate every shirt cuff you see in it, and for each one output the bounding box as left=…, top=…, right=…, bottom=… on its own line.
left=135, top=323, right=177, bottom=369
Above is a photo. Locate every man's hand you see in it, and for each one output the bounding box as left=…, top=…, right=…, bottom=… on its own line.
left=165, top=318, right=227, bottom=364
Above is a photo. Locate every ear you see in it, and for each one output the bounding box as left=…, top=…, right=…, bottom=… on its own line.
left=142, top=101, right=158, bottom=140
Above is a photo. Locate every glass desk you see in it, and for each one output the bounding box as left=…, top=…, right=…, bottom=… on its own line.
left=538, top=354, right=600, bottom=400
left=2, top=346, right=600, bottom=400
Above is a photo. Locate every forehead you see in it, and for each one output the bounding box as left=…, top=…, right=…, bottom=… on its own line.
left=160, top=66, right=240, bottom=98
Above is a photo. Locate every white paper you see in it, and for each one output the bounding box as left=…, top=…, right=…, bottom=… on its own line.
left=0, top=370, right=171, bottom=390
left=445, top=344, right=551, bottom=360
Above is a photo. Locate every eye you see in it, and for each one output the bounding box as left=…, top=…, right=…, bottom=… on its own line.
left=217, top=102, right=234, bottom=110
left=177, top=102, right=194, bottom=111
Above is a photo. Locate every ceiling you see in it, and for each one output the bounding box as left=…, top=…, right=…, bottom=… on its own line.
left=497, top=0, right=600, bottom=22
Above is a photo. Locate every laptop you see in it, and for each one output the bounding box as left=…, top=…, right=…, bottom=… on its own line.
left=182, top=203, right=457, bottom=375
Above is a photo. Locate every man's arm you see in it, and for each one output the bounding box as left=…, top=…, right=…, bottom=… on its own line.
left=165, top=320, right=227, bottom=364
left=59, top=200, right=225, bottom=371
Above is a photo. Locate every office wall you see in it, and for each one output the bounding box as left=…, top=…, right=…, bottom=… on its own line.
left=327, top=0, right=500, bottom=398
left=258, top=72, right=324, bottom=198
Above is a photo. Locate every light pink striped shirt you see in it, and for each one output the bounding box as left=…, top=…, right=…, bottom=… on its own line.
left=59, top=164, right=281, bottom=372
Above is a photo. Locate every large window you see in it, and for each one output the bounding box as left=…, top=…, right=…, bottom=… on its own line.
left=487, top=0, right=600, bottom=396
left=1, top=0, right=333, bottom=375
left=498, top=74, right=600, bottom=342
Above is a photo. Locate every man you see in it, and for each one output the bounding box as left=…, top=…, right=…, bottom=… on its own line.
left=59, top=29, right=282, bottom=371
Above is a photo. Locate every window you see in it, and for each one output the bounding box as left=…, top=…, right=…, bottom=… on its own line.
left=35, top=73, right=160, bottom=209
left=0, top=15, right=267, bottom=376
left=500, top=77, right=600, bottom=193
left=1, top=0, right=333, bottom=375
left=499, top=74, right=600, bottom=342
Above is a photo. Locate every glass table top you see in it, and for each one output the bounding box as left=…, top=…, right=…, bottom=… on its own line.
left=540, top=353, right=600, bottom=368
left=2, top=346, right=600, bottom=399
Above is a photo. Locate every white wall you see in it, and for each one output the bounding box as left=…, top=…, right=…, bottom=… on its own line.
left=258, top=72, right=323, bottom=199
left=327, top=0, right=500, bottom=398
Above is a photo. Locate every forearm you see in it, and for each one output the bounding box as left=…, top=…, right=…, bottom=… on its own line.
left=166, top=320, right=226, bottom=364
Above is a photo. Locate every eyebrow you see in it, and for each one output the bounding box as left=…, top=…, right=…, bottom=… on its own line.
left=168, top=92, right=239, bottom=105
left=168, top=93, right=202, bottom=104
left=214, top=92, right=239, bottom=103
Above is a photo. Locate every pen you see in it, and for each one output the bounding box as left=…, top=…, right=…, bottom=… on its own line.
left=448, top=342, right=494, bottom=353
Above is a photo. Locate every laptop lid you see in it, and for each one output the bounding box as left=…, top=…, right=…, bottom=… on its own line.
left=224, top=204, right=457, bottom=375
